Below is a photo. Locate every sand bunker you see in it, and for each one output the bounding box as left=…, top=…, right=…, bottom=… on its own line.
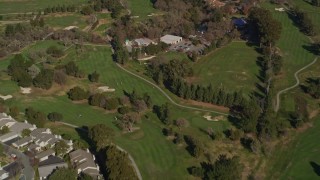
left=20, top=87, right=31, bottom=94
left=203, top=115, right=225, bottom=122
left=0, top=95, right=13, bottom=100
left=97, top=86, right=115, bottom=92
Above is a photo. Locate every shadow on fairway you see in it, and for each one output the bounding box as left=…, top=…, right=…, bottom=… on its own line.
left=310, top=161, right=320, bottom=176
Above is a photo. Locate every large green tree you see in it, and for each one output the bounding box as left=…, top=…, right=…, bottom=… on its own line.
left=89, top=124, right=115, bottom=151
left=48, top=168, right=77, bottom=180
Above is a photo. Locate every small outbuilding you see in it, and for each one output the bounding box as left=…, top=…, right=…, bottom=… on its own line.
left=160, top=35, right=183, bottom=45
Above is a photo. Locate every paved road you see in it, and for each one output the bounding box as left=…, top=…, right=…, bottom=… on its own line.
left=275, top=57, right=318, bottom=112
left=116, top=63, right=230, bottom=116
left=1, top=143, right=34, bottom=180
left=60, top=122, right=143, bottom=180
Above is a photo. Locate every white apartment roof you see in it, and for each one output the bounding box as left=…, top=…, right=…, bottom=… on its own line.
left=160, top=35, right=182, bottom=44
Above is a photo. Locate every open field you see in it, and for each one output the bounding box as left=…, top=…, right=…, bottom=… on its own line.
left=45, top=14, right=87, bottom=29
left=0, top=0, right=86, bottom=14
left=266, top=117, right=320, bottom=179
left=193, top=41, right=260, bottom=94
left=0, top=42, right=233, bottom=179
left=262, top=3, right=316, bottom=92
left=126, top=0, right=158, bottom=19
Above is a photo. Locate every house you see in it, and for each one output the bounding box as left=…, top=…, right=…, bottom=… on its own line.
left=69, top=149, right=101, bottom=179
left=134, top=38, right=155, bottom=46
left=0, top=132, right=20, bottom=143
left=160, top=35, right=183, bottom=45
left=12, top=136, right=33, bottom=148
left=38, top=156, right=68, bottom=180
left=31, top=128, right=62, bottom=148
left=35, top=149, right=55, bottom=162
left=0, top=167, right=9, bottom=180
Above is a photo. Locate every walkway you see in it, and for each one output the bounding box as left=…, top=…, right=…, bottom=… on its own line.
left=275, top=57, right=318, bottom=112
left=116, top=63, right=230, bottom=116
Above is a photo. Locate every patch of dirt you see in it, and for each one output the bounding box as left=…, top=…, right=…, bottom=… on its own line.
left=309, top=109, right=319, bottom=119
left=183, top=99, right=229, bottom=113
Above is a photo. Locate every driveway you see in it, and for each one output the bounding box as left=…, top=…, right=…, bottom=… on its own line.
left=1, top=143, right=34, bottom=180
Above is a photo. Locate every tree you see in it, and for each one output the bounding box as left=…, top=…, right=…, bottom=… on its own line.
left=48, top=168, right=77, bottom=180
left=0, top=126, right=9, bottom=135
left=21, top=129, right=31, bottom=137
left=105, top=145, right=138, bottom=180
left=89, top=93, right=106, bottom=108
left=54, top=140, right=69, bottom=156
left=67, top=87, right=89, bottom=101
left=89, top=124, right=114, bottom=151
left=105, top=98, right=120, bottom=110
left=175, top=118, right=188, bottom=130
left=207, top=155, right=242, bottom=180
left=9, top=106, right=20, bottom=118
left=53, top=70, right=67, bottom=85
left=312, top=0, right=320, bottom=6
left=79, top=173, right=94, bottom=180
left=88, top=71, right=100, bottom=82
left=25, top=107, right=46, bottom=128
left=47, top=112, right=63, bottom=122
left=81, top=6, right=94, bottom=15
left=46, top=46, right=64, bottom=58
left=33, top=69, right=54, bottom=89
left=115, top=112, right=140, bottom=132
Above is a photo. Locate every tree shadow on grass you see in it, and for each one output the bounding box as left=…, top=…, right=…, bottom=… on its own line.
left=310, top=161, right=320, bottom=176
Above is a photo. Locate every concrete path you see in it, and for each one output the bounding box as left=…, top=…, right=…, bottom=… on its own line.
left=1, top=143, right=34, bottom=180
left=275, top=57, right=318, bottom=112
left=116, top=63, right=230, bottom=116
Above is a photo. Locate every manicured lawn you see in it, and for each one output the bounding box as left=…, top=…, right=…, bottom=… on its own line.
left=262, top=3, right=316, bottom=91
left=0, top=43, right=232, bottom=179
left=127, top=0, right=157, bottom=19
left=0, top=0, right=86, bottom=14
left=193, top=41, right=260, bottom=94
left=45, top=14, right=87, bottom=29
left=266, top=117, right=320, bottom=180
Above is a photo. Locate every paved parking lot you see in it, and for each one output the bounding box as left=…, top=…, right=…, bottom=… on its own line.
left=169, top=40, right=206, bottom=54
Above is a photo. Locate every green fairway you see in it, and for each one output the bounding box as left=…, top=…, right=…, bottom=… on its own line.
left=0, top=42, right=233, bottom=179
left=127, top=0, right=157, bottom=19
left=0, top=0, right=86, bottom=14
left=262, top=3, right=316, bottom=91
left=45, top=14, right=87, bottom=29
left=266, top=117, right=320, bottom=180
left=193, top=41, right=260, bottom=94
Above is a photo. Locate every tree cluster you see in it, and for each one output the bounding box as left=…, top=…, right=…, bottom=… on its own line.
left=148, top=59, right=244, bottom=108
left=184, top=135, right=204, bottom=158
left=305, top=77, right=320, bottom=99
left=48, top=168, right=77, bottom=180
left=47, top=112, right=63, bottom=122
left=293, top=8, right=317, bottom=36
left=190, top=155, right=242, bottom=179
left=89, top=124, right=115, bottom=151
left=44, top=5, right=76, bottom=14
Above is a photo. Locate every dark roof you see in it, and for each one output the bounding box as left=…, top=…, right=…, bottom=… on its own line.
left=233, top=18, right=247, bottom=27
left=39, top=156, right=65, bottom=167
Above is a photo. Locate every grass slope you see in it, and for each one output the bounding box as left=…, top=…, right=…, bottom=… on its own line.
left=266, top=118, right=320, bottom=180
left=45, top=14, right=87, bottom=29
left=193, top=41, right=260, bottom=94
left=127, top=0, right=157, bottom=19
left=262, top=3, right=316, bottom=91
left=0, top=0, right=86, bottom=14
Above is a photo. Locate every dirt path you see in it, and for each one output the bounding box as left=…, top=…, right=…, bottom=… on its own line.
left=60, top=122, right=143, bottom=180
left=116, top=63, right=230, bottom=116
left=275, top=57, right=318, bottom=112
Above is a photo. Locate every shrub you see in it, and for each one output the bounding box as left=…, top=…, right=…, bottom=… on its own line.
left=48, top=112, right=63, bottom=122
